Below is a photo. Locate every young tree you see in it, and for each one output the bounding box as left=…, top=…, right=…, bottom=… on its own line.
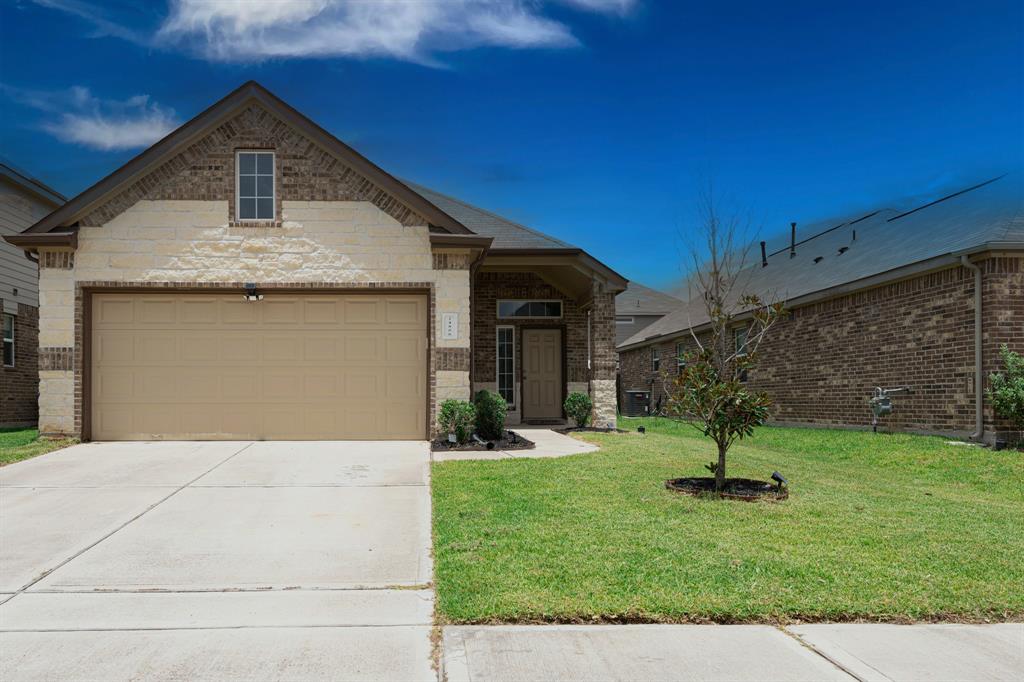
left=664, top=183, right=785, bottom=492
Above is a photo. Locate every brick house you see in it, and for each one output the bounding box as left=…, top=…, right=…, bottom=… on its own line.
left=614, top=282, right=682, bottom=347
left=618, top=176, right=1024, bottom=443
left=0, top=162, right=65, bottom=427
left=4, top=82, right=625, bottom=441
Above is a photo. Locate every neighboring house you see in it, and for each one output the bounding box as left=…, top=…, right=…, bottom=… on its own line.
left=0, top=162, right=65, bottom=427
left=615, top=282, right=682, bottom=346
left=619, top=176, right=1024, bottom=443
left=4, top=81, right=625, bottom=441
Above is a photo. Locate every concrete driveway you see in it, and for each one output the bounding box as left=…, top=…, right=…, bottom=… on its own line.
left=0, top=440, right=435, bottom=681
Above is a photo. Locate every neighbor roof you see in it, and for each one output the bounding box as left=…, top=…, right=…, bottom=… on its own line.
left=0, top=160, right=65, bottom=207
left=407, top=182, right=575, bottom=250
left=616, top=282, right=682, bottom=316
left=619, top=174, right=1024, bottom=350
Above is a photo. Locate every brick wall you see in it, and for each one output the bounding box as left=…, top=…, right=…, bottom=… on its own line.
left=619, top=257, right=1024, bottom=439
left=0, top=302, right=39, bottom=426
left=81, top=103, right=427, bottom=229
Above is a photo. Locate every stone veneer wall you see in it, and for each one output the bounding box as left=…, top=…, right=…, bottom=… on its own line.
left=36, top=200, right=471, bottom=438
left=0, top=301, right=39, bottom=426
left=618, top=256, right=1024, bottom=441
left=471, top=271, right=617, bottom=428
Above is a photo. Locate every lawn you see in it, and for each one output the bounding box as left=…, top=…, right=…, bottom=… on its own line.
left=432, top=417, right=1024, bottom=624
left=0, top=428, right=77, bottom=467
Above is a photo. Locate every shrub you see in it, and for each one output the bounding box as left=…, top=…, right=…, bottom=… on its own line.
left=564, top=391, right=593, bottom=427
left=473, top=390, right=508, bottom=440
left=987, top=344, right=1024, bottom=430
left=439, top=399, right=476, bottom=444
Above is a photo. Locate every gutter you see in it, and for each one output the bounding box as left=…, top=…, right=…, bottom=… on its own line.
left=960, top=255, right=984, bottom=440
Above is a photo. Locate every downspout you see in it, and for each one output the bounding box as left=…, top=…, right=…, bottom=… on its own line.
left=960, top=255, right=983, bottom=440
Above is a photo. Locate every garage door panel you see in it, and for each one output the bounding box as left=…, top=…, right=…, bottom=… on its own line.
left=263, top=336, right=301, bottom=362
left=91, top=293, right=427, bottom=440
left=304, top=299, right=339, bottom=324
left=137, top=298, right=177, bottom=324
left=95, top=332, right=135, bottom=365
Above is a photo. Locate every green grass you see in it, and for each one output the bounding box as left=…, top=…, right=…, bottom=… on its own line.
left=0, top=428, right=77, bottom=466
left=432, top=417, right=1024, bottom=624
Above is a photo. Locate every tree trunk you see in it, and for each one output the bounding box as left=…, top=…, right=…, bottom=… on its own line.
left=715, top=441, right=727, bottom=492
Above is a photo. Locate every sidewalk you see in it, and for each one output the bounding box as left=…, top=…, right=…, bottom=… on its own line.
left=442, top=623, right=1024, bottom=682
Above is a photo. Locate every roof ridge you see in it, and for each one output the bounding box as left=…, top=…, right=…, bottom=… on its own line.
left=886, top=175, right=1006, bottom=223
left=407, top=181, right=574, bottom=248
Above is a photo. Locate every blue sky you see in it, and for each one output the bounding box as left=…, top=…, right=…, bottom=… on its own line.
left=1, top=1, right=1021, bottom=290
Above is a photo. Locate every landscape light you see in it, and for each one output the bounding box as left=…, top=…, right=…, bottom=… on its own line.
left=771, top=471, right=788, bottom=489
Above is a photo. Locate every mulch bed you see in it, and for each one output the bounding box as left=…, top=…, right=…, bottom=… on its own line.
left=431, top=431, right=535, bottom=452
left=665, top=477, right=789, bottom=502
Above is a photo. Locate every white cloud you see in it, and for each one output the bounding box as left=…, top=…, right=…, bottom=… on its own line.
left=151, top=0, right=644, bottom=63
left=3, top=84, right=179, bottom=151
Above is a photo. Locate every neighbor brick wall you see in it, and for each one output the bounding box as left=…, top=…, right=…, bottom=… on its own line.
left=620, top=257, right=1024, bottom=438
left=0, top=301, right=39, bottom=426
left=981, top=256, right=1024, bottom=437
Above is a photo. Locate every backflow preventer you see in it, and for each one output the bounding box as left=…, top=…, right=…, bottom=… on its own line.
left=869, top=386, right=912, bottom=432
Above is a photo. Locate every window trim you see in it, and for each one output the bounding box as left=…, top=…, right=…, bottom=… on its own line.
left=676, top=342, right=686, bottom=370
left=235, top=150, right=276, bottom=222
left=2, top=313, right=14, bottom=368
left=496, top=325, right=516, bottom=408
left=651, top=347, right=660, bottom=372
left=735, top=327, right=749, bottom=357
left=496, top=299, right=563, bottom=319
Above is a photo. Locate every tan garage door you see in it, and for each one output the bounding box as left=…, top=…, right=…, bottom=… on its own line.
left=90, top=293, right=427, bottom=440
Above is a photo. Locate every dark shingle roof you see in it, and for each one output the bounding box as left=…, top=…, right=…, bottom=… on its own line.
left=620, top=174, right=1024, bottom=349
left=616, top=282, right=682, bottom=315
left=406, top=182, right=575, bottom=250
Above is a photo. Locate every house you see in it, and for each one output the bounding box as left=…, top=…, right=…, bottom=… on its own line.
left=618, top=176, right=1024, bottom=443
left=0, top=162, right=65, bottom=427
left=4, top=81, right=626, bottom=441
left=615, top=282, right=682, bottom=346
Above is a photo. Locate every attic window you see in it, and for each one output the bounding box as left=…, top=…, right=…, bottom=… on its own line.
left=236, top=151, right=275, bottom=221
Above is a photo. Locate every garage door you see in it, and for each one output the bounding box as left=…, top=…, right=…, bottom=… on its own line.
left=90, top=293, right=427, bottom=440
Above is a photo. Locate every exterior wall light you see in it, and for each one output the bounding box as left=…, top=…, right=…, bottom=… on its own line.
left=243, top=283, right=264, bottom=302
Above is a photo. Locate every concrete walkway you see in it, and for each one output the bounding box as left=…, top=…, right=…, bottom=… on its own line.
left=432, top=427, right=599, bottom=461
left=0, top=440, right=435, bottom=681
left=443, top=623, right=1024, bottom=682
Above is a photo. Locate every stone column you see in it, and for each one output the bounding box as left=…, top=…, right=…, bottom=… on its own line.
left=589, top=278, right=618, bottom=429
left=37, top=250, right=76, bottom=437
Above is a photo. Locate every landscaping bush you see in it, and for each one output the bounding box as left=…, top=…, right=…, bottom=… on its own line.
left=473, top=390, right=508, bottom=441
left=988, top=344, right=1024, bottom=431
left=564, top=391, right=593, bottom=427
left=439, top=399, right=476, bottom=444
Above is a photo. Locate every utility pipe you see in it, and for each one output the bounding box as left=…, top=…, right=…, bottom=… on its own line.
left=960, top=255, right=983, bottom=440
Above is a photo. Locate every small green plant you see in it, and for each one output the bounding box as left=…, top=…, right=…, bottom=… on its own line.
left=439, top=399, right=476, bottom=444
left=564, top=391, right=593, bottom=427
left=473, top=390, right=508, bottom=441
left=987, top=344, right=1024, bottom=430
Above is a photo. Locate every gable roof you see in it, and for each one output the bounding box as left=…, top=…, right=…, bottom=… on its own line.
left=616, top=282, right=682, bottom=316
left=19, top=81, right=471, bottom=235
left=407, top=182, right=574, bottom=250
left=619, top=174, right=1024, bottom=350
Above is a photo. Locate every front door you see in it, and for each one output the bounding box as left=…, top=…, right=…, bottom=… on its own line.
left=522, top=328, right=562, bottom=421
